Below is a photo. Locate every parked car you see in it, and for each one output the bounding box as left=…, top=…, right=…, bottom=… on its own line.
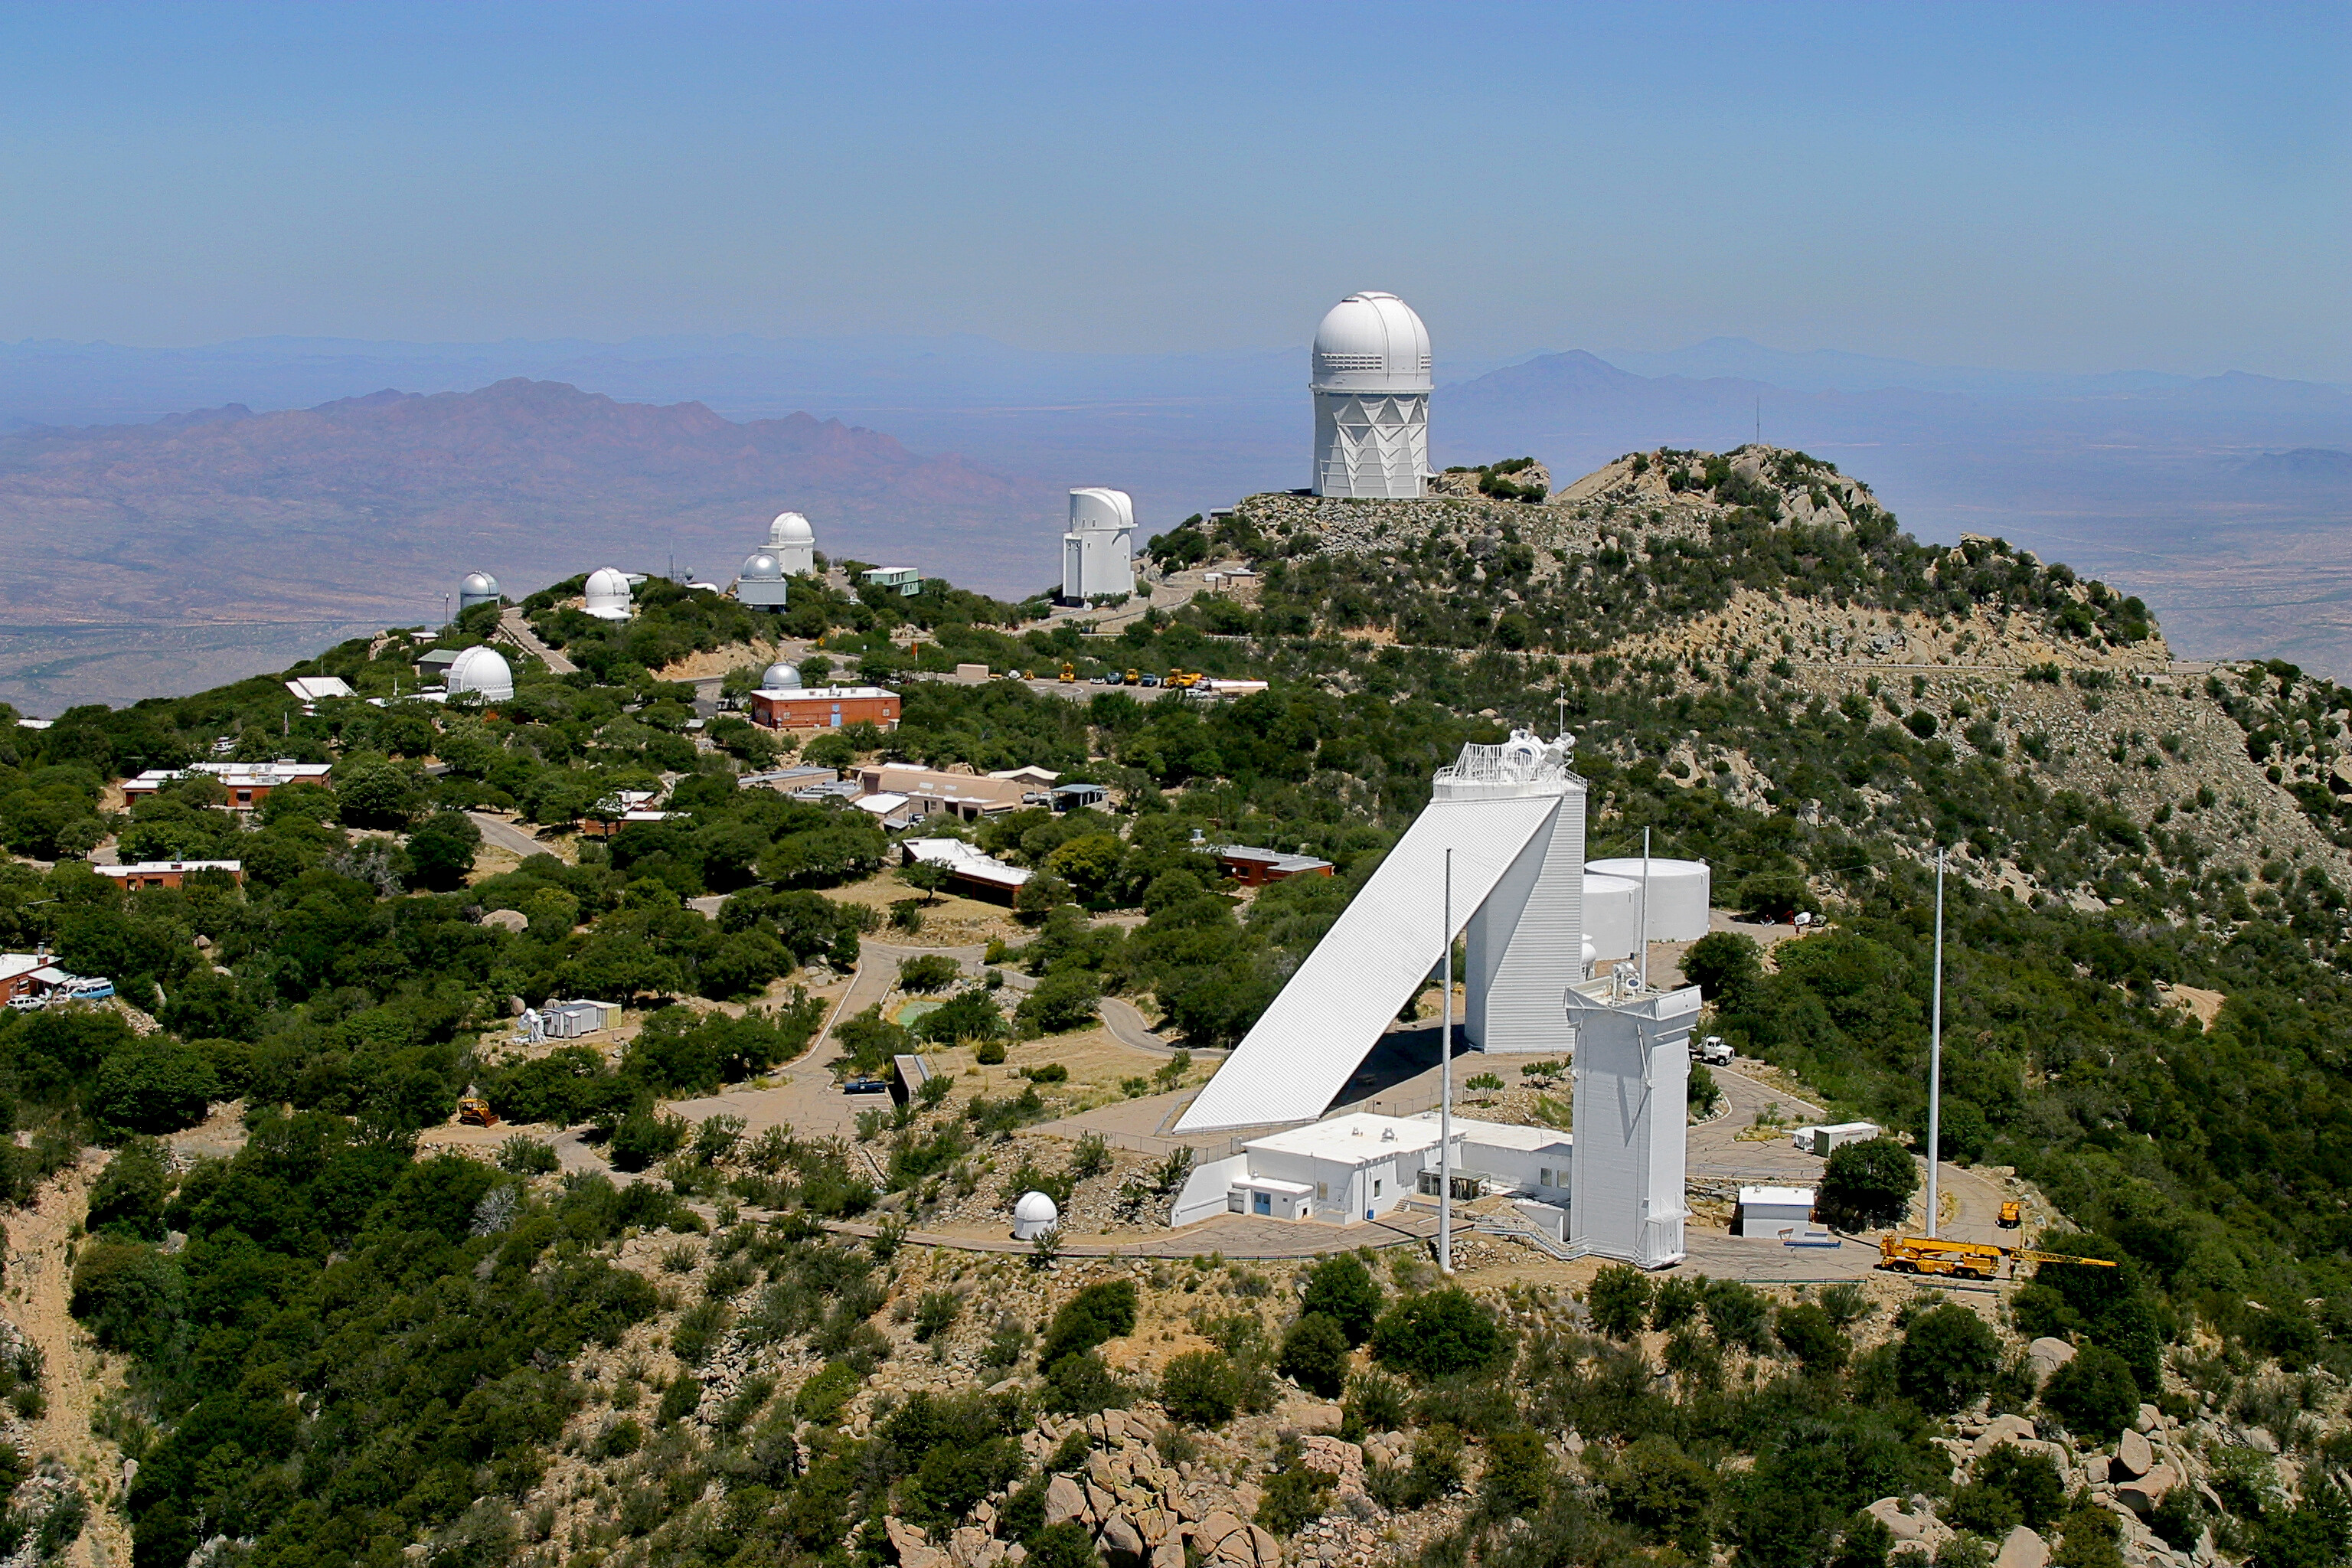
left=58, top=977, right=113, bottom=1001
left=842, top=1077, right=890, bottom=1095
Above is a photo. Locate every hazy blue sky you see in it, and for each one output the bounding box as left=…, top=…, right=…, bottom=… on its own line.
left=2, top=2, right=2344, bottom=378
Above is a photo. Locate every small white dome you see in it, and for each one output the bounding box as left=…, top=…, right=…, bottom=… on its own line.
left=740, top=550, right=784, bottom=582
left=583, top=567, right=633, bottom=618
left=1011, top=1190, right=1060, bottom=1240
left=446, top=645, right=514, bottom=702
left=460, top=571, right=500, bottom=596
left=760, top=662, right=802, bottom=690
left=769, top=511, right=816, bottom=547
left=1312, top=291, right=1432, bottom=393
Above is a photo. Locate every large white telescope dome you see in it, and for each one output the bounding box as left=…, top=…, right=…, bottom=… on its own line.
left=583, top=567, right=633, bottom=620
left=1312, top=291, right=1432, bottom=394
left=446, top=645, right=515, bottom=703
left=768, top=511, right=815, bottom=547
left=459, top=571, right=502, bottom=611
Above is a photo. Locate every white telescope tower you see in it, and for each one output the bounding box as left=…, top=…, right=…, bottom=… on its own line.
left=1311, top=292, right=1432, bottom=499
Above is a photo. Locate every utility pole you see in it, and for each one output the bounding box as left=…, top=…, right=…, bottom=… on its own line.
left=1439, top=848, right=1454, bottom=1276
left=1927, top=848, right=1945, bottom=1238
left=1637, top=827, right=1652, bottom=991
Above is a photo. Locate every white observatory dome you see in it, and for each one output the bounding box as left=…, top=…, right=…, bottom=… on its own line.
left=740, top=550, right=784, bottom=582
left=445, top=645, right=515, bottom=703
left=459, top=570, right=502, bottom=611
left=1312, top=291, right=1432, bottom=394
left=583, top=567, right=633, bottom=620
left=1011, top=1190, right=1060, bottom=1241
left=760, top=662, right=803, bottom=691
left=768, top=511, right=815, bottom=547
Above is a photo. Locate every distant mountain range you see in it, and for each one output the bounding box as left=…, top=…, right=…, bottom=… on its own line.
left=1, top=332, right=2347, bottom=709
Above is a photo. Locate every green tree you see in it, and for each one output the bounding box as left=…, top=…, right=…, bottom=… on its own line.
left=333, top=756, right=420, bottom=828
left=405, top=809, right=483, bottom=890
left=1160, top=1349, right=1241, bottom=1426
left=1818, top=1137, right=1918, bottom=1230
left=1018, top=969, right=1100, bottom=1034
left=90, top=1037, right=219, bottom=1135
left=1277, top=1313, right=1351, bottom=1398
left=1301, top=1255, right=1383, bottom=1346
left=1481, top=1428, right=1551, bottom=1519
left=1896, top=1302, right=2001, bottom=1413
left=2040, top=1343, right=2141, bottom=1441
left=1589, top=1264, right=1654, bottom=1340
left=1684, top=930, right=1765, bottom=1003
left=1370, top=1288, right=1507, bottom=1380
left=1775, top=1302, right=1851, bottom=1374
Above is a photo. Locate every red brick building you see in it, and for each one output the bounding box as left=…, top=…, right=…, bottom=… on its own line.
left=748, top=684, right=900, bottom=733
left=97, top=861, right=246, bottom=891
left=1212, top=844, right=1335, bottom=887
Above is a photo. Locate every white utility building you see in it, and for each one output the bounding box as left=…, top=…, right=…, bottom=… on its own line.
left=1061, top=488, right=1138, bottom=603
left=583, top=567, right=634, bottom=621
left=768, top=511, right=818, bottom=576
left=1173, top=727, right=1705, bottom=1269
left=1312, top=291, right=1432, bottom=499
left=444, top=646, right=514, bottom=703
left=459, top=571, right=502, bottom=612
left=736, top=550, right=789, bottom=609
left=1586, top=857, right=1713, bottom=942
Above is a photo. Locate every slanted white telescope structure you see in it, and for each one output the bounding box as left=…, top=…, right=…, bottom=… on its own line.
left=1175, top=729, right=1701, bottom=1267
left=1312, top=291, right=1431, bottom=499
left=1061, top=488, right=1136, bottom=603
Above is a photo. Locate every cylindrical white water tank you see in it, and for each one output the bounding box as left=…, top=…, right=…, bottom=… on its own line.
left=1580, top=872, right=1643, bottom=964
left=1585, top=857, right=1712, bottom=942
left=1011, top=1191, right=1060, bottom=1241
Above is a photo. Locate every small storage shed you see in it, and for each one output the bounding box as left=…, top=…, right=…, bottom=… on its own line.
left=1736, top=1185, right=1818, bottom=1239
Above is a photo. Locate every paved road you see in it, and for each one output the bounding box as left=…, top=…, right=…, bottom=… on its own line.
left=497, top=606, right=576, bottom=675
left=822, top=1206, right=1440, bottom=1261
left=468, top=811, right=553, bottom=859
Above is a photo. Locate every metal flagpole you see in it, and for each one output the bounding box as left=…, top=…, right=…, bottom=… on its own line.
left=1927, top=848, right=1945, bottom=1238
left=1439, top=848, right=1454, bottom=1276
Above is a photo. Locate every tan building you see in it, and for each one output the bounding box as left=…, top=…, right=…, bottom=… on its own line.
left=97, top=860, right=246, bottom=891
left=854, top=766, right=1035, bottom=822
left=747, top=684, right=900, bottom=733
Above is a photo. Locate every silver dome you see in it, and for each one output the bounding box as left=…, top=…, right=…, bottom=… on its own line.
left=740, top=550, right=785, bottom=581
left=760, top=662, right=803, bottom=689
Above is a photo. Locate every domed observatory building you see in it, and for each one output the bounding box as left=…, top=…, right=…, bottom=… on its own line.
left=1312, top=291, right=1432, bottom=499
left=736, top=549, right=789, bottom=610
left=583, top=567, right=633, bottom=622
left=768, top=511, right=818, bottom=576
left=1060, top=488, right=1136, bottom=603
left=458, top=571, right=502, bottom=612
left=445, top=645, right=515, bottom=704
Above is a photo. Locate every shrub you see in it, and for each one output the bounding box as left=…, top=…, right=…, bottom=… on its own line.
left=1481, top=1428, right=1551, bottom=1519
left=1703, top=1278, right=1772, bottom=1351
left=1301, top=1255, right=1382, bottom=1346
left=608, top=1110, right=689, bottom=1172
left=1043, top=1350, right=1127, bottom=1415
left=1588, top=1264, right=1653, bottom=1339
left=1026, top=1521, right=1102, bottom=1568
left=795, top=1361, right=861, bottom=1424
left=1039, top=1279, right=1138, bottom=1368
left=1159, top=1349, right=1240, bottom=1427
left=1277, top=1312, right=1351, bottom=1398
left=1974, top=1442, right=2064, bottom=1530
left=495, top=1135, right=560, bottom=1175
left=1818, top=1137, right=1918, bottom=1230
left=1370, top=1288, right=1507, bottom=1380
left=1775, top=1302, right=1851, bottom=1373
left=87, top=1140, right=169, bottom=1241
left=898, top=955, right=960, bottom=993
left=2041, top=1343, right=2141, bottom=1441
left=976, top=1040, right=1008, bottom=1065
left=1897, top=1302, right=2001, bottom=1413
left=1256, top=1462, right=1335, bottom=1536
left=913, top=1290, right=962, bottom=1344
left=1342, top=1370, right=1410, bottom=1439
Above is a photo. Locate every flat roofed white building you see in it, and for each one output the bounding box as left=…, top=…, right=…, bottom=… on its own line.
left=1410, top=1112, right=1574, bottom=1200
left=1240, top=1112, right=1456, bottom=1223
left=1737, top=1185, right=1818, bottom=1239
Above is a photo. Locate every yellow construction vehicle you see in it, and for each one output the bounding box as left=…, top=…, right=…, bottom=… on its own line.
left=1058, top=662, right=1075, bottom=683
left=1166, top=669, right=1203, bottom=689
left=1998, top=1200, right=2026, bottom=1228
left=457, top=1096, right=498, bottom=1128
left=1877, top=1234, right=2118, bottom=1279
left=1125, top=668, right=1141, bottom=685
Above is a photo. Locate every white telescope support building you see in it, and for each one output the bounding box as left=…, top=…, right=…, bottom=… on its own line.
left=1061, top=488, right=1137, bottom=603
left=1312, top=291, right=1432, bottom=499
left=1174, top=729, right=1700, bottom=1267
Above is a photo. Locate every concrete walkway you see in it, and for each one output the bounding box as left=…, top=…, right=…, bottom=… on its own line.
left=497, top=606, right=576, bottom=675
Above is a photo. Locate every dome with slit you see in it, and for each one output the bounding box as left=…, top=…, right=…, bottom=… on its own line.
left=769, top=511, right=815, bottom=547
left=583, top=567, right=633, bottom=619
left=1011, top=1191, right=1060, bottom=1240
left=1312, top=291, right=1432, bottom=393
left=446, top=645, right=514, bottom=702
left=459, top=570, right=502, bottom=609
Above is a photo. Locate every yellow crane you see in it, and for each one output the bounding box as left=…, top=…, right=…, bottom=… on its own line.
left=1877, top=1235, right=2119, bottom=1279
